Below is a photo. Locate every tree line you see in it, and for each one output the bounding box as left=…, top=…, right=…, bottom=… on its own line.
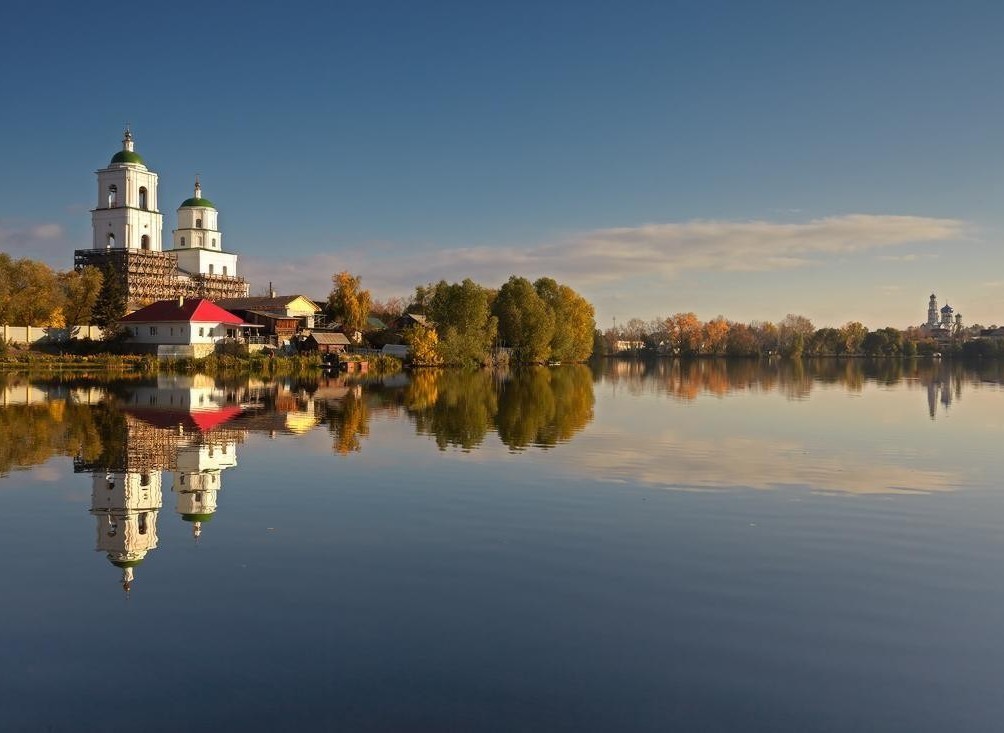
left=327, top=272, right=596, bottom=366
left=605, top=313, right=1004, bottom=358
left=0, top=254, right=116, bottom=328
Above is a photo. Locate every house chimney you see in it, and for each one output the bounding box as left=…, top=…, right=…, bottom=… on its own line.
left=269, top=281, right=276, bottom=298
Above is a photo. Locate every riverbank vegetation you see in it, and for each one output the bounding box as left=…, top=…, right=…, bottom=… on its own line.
left=603, top=313, right=1004, bottom=359
left=327, top=272, right=596, bottom=367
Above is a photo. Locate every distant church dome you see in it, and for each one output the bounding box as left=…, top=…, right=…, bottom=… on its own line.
left=941, top=304, right=953, bottom=313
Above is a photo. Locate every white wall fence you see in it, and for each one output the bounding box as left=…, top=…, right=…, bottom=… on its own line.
left=1, top=324, right=104, bottom=345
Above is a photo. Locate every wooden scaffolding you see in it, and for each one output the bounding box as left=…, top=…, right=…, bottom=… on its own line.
left=75, top=249, right=249, bottom=306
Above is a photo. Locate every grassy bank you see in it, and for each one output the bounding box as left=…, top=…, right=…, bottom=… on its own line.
left=0, top=347, right=403, bottom=378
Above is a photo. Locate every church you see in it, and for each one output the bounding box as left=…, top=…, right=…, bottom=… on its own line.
left=922, top=293, right=961, bottom=336
left=75, top=129, right=249, bottom=306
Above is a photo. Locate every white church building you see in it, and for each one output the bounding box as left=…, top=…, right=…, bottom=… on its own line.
left=76, top=129, right=249, bottom=305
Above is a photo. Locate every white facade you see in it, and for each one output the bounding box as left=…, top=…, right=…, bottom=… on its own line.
left=125, top=319, right=240, bottom=345
left=91, top=129, right=163, bottom=251
left=175, top=247, right=238, bottom=278
left=170, top=180, right=238, bottom=278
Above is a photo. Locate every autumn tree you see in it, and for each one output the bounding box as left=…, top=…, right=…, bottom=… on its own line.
left=403, top=324, right=441, bottom=366
left=702, top=316, right=731, bottom=356
left=839, top=321, right=868, bottom=355
left=59, top=267, right=104, bottom=327
left=370, top=296, right=407, bottom=325
left=778, top=314, right=814, bottom=357
left=725, top=322, right=758, bottom=356
left=534, top=277, right=595, bottom=362
left=0, top=255, right=63, bottom=326
left=665, top=312, right=702, bottom=355
left=326, top=271, right=372, bottom=333
left=750, top=321, right=780, bottom=355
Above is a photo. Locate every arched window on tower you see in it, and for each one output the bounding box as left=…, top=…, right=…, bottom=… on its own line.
left=195, top=218, right=203, bottom=228
left=107, top=185, right=118, bottom=208
left=141, top=235, right=150, bottom=251
left=209, top=264, right=215, bottom=275
left=139, top=187, right=148, bottom=210
left=107, top=233, right=116, bottom=249
left=180, top=236, right=186, bottom=247
left=212, top=238, right=216, bottom=248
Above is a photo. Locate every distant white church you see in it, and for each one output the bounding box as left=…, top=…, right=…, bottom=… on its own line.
left=75, top=128, right=249, bottom=306
left=923, top=293, right=961, bottom=336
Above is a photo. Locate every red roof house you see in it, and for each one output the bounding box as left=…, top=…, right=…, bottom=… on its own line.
left=120, top=297, right=247, bottom=355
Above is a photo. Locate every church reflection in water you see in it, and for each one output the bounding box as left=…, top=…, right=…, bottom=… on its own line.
left=76, top=376, right=247, bottom=593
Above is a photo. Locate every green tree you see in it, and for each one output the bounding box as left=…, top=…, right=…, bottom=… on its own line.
left=493, top=276, right=555, bottom=363
left=427, top=279, right=497, bottom=366
left=92, top=264, right=128, bottom=330
left=326, top=271, right=372, bottom=333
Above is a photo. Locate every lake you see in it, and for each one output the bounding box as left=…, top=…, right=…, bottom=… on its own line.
left=1, top=359, right=1003, bottom=732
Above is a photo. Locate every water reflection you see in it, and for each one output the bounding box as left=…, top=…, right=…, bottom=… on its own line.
left=401, top=366, right=595, bottom=451
left=2, top=361, right=1003, bottom=590
left=601, top=357, right=1004, bottom=418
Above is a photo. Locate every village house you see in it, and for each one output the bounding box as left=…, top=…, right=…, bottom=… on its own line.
left=216, top=294, right=321, bottom=331
left=389, top=313, right=431, bottom=331
left=219, top=308, right=298, bottom=345
left=120, top=297, right=249, bottom=358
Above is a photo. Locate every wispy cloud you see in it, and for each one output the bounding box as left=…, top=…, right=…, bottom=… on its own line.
left=243, top=214, right=967, bottom=298
left=0, top=220, right=68, bottom=265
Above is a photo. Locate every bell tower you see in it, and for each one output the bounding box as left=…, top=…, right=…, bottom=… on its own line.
left=170, top=178, right=239, bottom=279
left=91, top=128, right=163, bottom=252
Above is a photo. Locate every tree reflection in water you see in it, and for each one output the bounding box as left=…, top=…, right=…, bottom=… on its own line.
left=3, top=359, right=1004, bottom=472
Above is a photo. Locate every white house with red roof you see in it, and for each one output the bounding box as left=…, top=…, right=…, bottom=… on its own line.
left=120, top=297, right=248, bottom=357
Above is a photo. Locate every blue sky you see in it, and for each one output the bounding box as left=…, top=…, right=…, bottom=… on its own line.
left=2, top=0, right=1002, bottom=328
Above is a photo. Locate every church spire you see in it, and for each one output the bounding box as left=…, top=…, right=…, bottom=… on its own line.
left=194, top=175, right=202, bottom=200
left=122, top=125, right=134, bottom=152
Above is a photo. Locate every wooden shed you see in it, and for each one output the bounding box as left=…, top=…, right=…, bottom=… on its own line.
left=302, top=331, right=351, bottom=354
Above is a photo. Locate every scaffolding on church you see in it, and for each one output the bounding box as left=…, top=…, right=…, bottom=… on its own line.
left=75, top=249, right=249, bottom=306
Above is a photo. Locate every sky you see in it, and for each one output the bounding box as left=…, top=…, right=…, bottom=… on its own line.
left=1, top=0, right=1002, bottom=329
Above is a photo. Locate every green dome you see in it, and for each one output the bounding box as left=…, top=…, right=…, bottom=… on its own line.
left=110, top=558, right=145, bottom=568
left=182, top=513, right=214, bottom=522
left=180, top=197, right=215, bottom=209
left=110, top=150, right=145, bottom=165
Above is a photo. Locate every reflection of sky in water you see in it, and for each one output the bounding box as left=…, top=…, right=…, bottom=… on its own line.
left=2, top=365, right=1004, bottom=730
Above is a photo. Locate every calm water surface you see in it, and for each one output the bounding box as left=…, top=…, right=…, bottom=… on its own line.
left=1, top=360, right=1003, bottom=732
